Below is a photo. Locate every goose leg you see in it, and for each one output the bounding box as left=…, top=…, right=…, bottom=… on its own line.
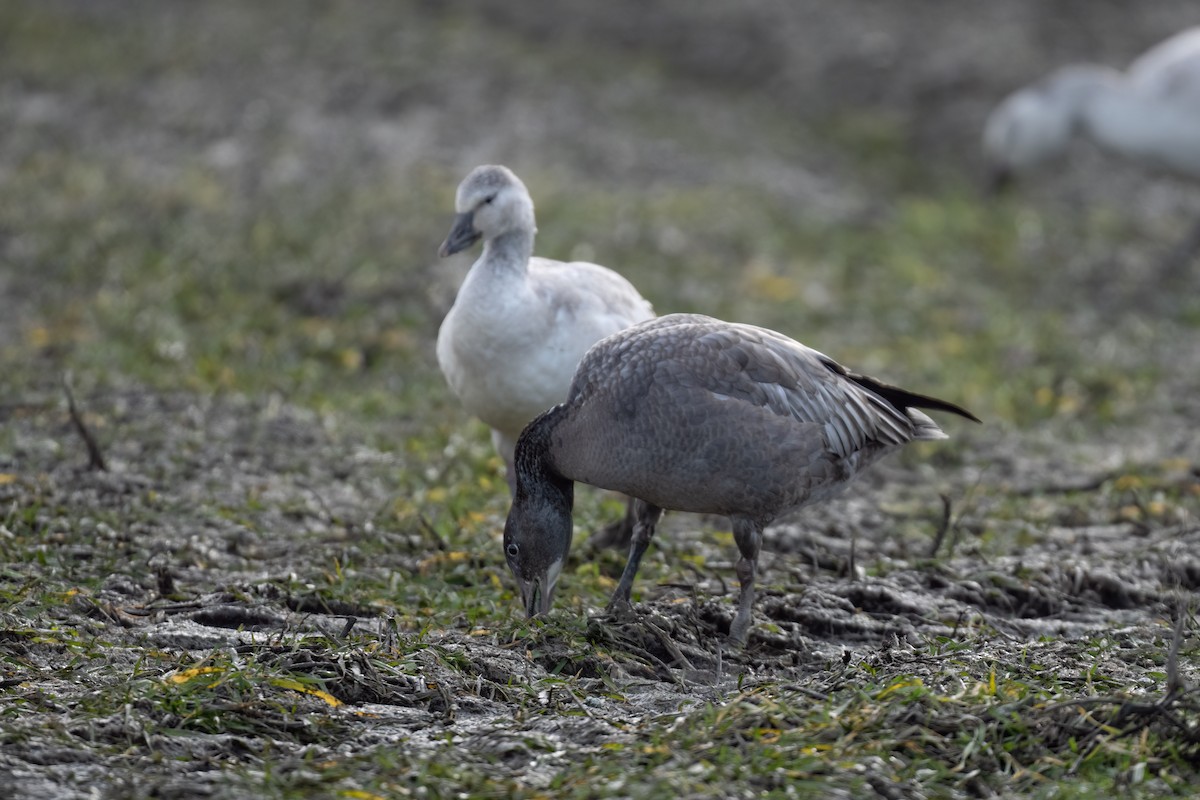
left=607, top=501, right=663, bottom=611
left=729, top=517, right=764, bottom=646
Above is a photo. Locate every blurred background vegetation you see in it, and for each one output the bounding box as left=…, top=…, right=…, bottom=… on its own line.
left=4, top=1, right=1199, bottom=456
left=2, top=0, right=1199, bottom=584
left=2, top=1, right=1200, bottom=570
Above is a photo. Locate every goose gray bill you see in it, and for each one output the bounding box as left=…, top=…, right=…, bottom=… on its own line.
left=502, top=313, right=980, bottom=646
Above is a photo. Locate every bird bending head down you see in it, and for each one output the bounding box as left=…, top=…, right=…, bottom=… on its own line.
left=501, top=313, right=979, bottom=645
left=983, top=26, right=1200, bottom=189
left=982, top=65, right=1120, bottom=190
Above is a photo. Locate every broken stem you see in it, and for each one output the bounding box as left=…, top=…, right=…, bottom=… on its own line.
left=62, top=371, right=107, bottom=471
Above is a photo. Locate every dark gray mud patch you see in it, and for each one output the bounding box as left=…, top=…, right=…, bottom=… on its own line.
left=603, top=513, right=1200, bottom=684
left=3, top=376, right=1196, bottom=797
left=189, top=604, right=287, bottom=630
left=284, top=592, right=376, bottom=617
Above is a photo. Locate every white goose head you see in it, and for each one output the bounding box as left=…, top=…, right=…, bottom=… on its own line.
left=438, top=165, right=538, bottom=257
left=983, top=65, right=1120, bottom=189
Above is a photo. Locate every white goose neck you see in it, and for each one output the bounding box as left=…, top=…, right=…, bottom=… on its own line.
left=482, top=229, right=534, bottom=273
left=1045, top=65, right=1122, bottom=119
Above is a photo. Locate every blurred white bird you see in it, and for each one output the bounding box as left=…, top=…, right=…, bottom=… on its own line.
left=983, top=27, right=1200, bottom=273
left=984, top=27, right=1200, bottom=183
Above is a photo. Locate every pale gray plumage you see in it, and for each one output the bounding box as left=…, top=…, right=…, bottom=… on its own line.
left=984, top=27, right=1200, bottom=186
left=503, top=314, right=979, bottom=645
left=436, top=165, right=654, bottom=493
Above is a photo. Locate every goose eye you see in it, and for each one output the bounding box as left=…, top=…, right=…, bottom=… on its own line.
left=505, top=543, right=519, bottom=559
left=482, top=194, right=496, bottom=206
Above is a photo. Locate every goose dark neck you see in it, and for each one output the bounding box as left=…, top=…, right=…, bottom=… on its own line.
left=482, top=228, right=535, bottom=271
left=512, top=404, right=574, bottom=511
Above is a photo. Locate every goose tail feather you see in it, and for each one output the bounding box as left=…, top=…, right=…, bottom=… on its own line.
left=846, top=372, right=982, bottom=424
left=906, top=408, right=950, bottom=441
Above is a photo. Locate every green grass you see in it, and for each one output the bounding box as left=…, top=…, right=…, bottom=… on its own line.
left=3, top=147, right=1196, bottom=793
left=3, top=2, right=1200, bottom=799
left=2, top=145, right=1174, bottom=437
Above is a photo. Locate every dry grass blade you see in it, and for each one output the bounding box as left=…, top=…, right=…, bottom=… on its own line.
left=929, top=493, right=953, bottom=557
left=61, top=371, right=107, bottom=471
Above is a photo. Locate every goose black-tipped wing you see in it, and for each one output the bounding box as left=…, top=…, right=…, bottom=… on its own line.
left=573, top=314, right=963, bottom=461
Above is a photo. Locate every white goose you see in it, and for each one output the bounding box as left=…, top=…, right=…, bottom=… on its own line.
left=436, top=165, right=655, bottom=496
left=983, top=27, right=1200, bottom=184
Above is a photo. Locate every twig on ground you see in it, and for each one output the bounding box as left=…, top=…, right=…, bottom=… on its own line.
left=61, top=372, right=108, bottom=471
left=929, top=494, right=954, bottom=558
left=556, top=685, right=595, bottom=719
left=1165, top=602, right=1189, bottom=696
left=418, top=513, right=448, bottom=551
left=644, top=618, right=695, bottom=671
left=1009, top=473, right=1114, bottom=497
left=848, top=534, right=858, bottom=581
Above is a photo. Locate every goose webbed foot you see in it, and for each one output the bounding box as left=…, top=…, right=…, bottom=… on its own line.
left=728, top=517, right=764, bottom=648
left=603, top=594, right=637, bottom=623
left=728, top=606, right=753, bottom=648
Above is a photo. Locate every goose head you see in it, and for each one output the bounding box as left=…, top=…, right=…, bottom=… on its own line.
left=982, top=65, right=1120, bottom=191
left=438, top=165, right=538, bottom=257
left=503, top=480, right=574, bottom=618
left=502, top=408, right=574, bottom=618
left=983, top=84, right=1075, bottom=191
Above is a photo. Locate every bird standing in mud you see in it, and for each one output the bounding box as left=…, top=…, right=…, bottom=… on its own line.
left=503, top=314, right=979, bottom=645
left=436, top=165, right=654, bottom=542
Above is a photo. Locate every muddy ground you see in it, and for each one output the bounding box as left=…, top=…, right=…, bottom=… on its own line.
left=2, top=2, right=1200, bottom=798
